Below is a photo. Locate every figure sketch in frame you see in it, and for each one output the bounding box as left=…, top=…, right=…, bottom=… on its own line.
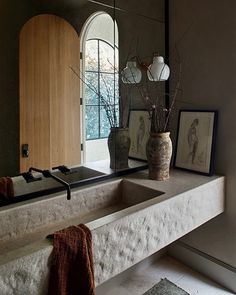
left=175, top=111, right=215, bottom=173
left=129, top=110, right=150, bottom=160
left=187, top=118, right=199, bottom=164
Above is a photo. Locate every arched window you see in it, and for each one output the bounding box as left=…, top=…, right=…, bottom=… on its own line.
left=81, top=12, right=119, bottom=163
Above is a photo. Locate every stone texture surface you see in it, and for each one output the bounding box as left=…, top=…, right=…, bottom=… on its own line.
left=0, top=245, right=52, bottom=295
left=0, top=170, right=225, bottom=294
left=0, top=179, right=119, bottom=244
left=92, top=177, right=225, bottom=285
left=0, top=179, right=159, bottom=248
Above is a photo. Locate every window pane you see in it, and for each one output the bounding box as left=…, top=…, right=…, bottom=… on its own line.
left=100, top=73, right=119, bottom=106
left=100, top=102, right=119, bottom=131
left=85, top=40, right=98, bottom=71
left=114, top=73, right=119, bottom=105
left=86, top=106, right=99, bottom=140
left=115, top=47, right=118, bottom=69
left=100, top=107, right=111, bottom=138
left=84, top=38, right=119, bottom=140
left=99, top=42, right=118, bottom=72
left=85, top=72, right=99, bottom=105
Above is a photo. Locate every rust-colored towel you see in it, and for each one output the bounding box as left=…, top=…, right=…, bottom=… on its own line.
left=0, top=177, right=14, bottom=199
left=48, top=224, right=95, bottom=295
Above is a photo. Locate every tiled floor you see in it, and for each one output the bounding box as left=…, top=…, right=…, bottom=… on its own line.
left=98, top=256, right=235, bottom=295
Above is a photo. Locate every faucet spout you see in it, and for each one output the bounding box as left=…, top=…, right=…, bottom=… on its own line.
left=28, top=167, right=72, bottom=200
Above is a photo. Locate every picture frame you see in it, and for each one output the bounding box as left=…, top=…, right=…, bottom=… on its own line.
left=174, top=110, right=218, bottom=176
left=128, top=110, right=151, bottom=161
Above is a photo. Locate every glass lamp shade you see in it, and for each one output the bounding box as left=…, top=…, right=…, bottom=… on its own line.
left=121, top=61, right=142, bottom=84
left=147, top=56, right=170, bottom=81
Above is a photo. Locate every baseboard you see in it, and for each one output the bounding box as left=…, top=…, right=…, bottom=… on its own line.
left=168, top=241, right=236, bottom=294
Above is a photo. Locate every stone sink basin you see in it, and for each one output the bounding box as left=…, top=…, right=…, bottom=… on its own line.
left=0, top=171, right=225, bottom=293
left=0, top=179, right=163, bottom=254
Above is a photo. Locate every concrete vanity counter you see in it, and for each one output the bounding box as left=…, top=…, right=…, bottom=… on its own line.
left=0, top=170, right=225, bottom=294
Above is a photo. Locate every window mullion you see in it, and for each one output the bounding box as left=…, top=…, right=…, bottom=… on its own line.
left=98, top=39, right=101, bottom=139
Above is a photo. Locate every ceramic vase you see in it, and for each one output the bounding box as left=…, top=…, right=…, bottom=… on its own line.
left=146, top=132, right=172, bottom=181
left=108, top=127, right=131, bottom=170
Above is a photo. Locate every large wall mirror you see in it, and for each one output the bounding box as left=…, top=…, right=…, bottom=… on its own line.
left=0, top=0, right=167, bottom=203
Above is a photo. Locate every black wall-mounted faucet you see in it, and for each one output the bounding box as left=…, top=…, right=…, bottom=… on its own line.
left=21, top=172, right=42, bottom=183
left=25, top=167, right=72, bottom=200
left=52, top=165, right=71, bottom=175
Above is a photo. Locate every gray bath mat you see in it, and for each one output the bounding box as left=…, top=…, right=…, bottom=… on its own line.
left=143, top=278, right=190, bottom=295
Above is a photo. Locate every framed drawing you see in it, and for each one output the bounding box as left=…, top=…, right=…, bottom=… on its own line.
left=174, top=110, right=217, bottom=175
left=128, top=110, right=151, bottom=161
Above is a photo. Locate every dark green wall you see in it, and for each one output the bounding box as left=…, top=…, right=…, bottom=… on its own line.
left=0, top=0, right=39, bottom=176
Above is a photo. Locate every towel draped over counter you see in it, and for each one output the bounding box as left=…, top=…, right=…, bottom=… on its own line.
left=0, top=177, right=14, bottom=199
left=48, top=224, right=95, bottom=295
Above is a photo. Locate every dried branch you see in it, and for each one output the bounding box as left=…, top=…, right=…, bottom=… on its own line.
left=70, top=66, right=120, bottom=128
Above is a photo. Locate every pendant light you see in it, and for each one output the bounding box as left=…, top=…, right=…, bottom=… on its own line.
left=121, top=58, right=142, bottom=84
left=147, top=54, right=170, bottom=81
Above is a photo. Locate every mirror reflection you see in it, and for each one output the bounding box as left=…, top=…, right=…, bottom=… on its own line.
left=0, top=0, right=166, bottom=204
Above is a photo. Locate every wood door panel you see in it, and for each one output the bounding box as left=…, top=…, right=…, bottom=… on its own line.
left=20, top=16, right=51, bottom=171
left=20, top=14, right=81, bottom=172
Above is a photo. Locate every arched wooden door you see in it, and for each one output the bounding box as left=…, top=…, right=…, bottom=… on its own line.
left=20, top=14, right=81, bottom=172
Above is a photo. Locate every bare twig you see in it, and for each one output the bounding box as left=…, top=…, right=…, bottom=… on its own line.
left=70, top=66, right=120, bottom=128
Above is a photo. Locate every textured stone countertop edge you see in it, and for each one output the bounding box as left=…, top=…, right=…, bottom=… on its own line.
left=0, top=170, right=225, bottom=266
